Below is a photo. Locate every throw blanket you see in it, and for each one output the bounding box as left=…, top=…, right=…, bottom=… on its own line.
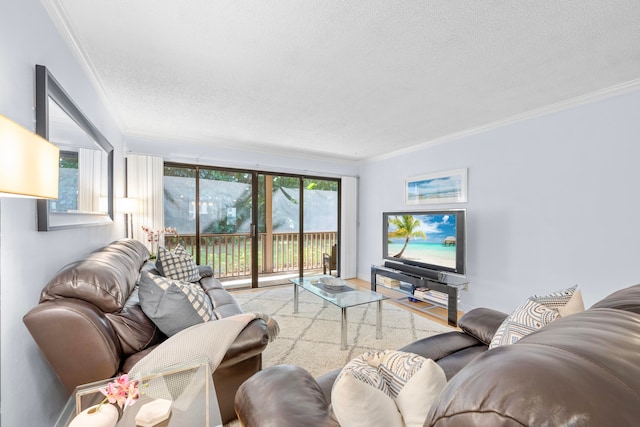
left=130, top=313, right=279, bottom=377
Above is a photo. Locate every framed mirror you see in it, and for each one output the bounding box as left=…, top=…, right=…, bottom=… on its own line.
left=35, top=64, right=114, bottom=231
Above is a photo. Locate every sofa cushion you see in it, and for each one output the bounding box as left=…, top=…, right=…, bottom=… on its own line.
left=590, top=283, right=640, bottom=314
left=39, top=239, right=150, bottom=313
left=457, top=307, right=509, bottom=345
left=156, top=245, right=201, bottom=282
left=138, top=271, right=214, bottom=336
left=105, top=287, right=164, bottom=357
left=198, top=265, right=214, bottom=278
left=331, top=350, right=447, bottom=427
left=426, top=308, right=640, bottom=426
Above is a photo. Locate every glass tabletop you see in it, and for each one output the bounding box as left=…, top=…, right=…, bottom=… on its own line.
left=55, top=359, right=221, bottom=427
left=290, top=275, right=387, bottom=308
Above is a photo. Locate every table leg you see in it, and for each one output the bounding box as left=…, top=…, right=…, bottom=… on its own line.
left=376, top=300, right=383, bottom=339
left=341, top=307, right=348, bottom=350
left=293, top=284, right=299, bottom=314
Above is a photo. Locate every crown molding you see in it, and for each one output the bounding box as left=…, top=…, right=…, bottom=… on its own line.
left=365, top=78, right=640, bottom=164
left=125, top=128, right=361, bottom=164
left=40, top=0, right=125, bottom=133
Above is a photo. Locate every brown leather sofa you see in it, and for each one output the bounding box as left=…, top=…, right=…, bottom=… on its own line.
left=235, top=283, right=640, bottom=426
left=23, top=239, right=270, bottom=424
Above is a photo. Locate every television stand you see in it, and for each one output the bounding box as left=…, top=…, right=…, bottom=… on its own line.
left=370, top=263, right=469, bottom=327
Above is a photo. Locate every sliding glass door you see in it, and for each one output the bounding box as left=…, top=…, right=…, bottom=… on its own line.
left=198, top=169, right=254, bottom=282
left=164, top=163, right=339, bottom=288
left=257, top=174, right=301, bottom=286
left=303, top=178, right=339, bottom=278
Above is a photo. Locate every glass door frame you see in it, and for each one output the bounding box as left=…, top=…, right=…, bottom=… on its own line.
left=164, top=162, right=341, bottom=288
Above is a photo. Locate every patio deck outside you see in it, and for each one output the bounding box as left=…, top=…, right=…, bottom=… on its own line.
left=165, top=231, right=337, bottom=283
left=163, top=167, right=339, bottom=286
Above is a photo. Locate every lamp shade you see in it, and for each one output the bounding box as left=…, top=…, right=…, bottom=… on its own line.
left=117, top=197, right=140, bottom=214
left=0, top=114, right=59, bottom=199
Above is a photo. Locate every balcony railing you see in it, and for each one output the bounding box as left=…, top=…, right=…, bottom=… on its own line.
left=165, top=231, right=337, bottom=279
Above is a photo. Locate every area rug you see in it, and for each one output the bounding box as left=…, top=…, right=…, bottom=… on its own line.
left=231, top=284, right=454, bottom=378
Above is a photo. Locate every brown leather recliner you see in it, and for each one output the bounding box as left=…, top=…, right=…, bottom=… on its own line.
left=235, top=307, right=507, bottom=426
left=235, top=284, right=640, bottom=426
left=24, top=239, right=269, bottom=424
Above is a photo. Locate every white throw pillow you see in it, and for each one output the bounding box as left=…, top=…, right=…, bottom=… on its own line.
left=332, top=352, right=403, bottom=427
left=395, top=358, right=447, bottom=427
left=331, top=350, right=447, bottom=427
left=557, top=289, right=585, bottom=317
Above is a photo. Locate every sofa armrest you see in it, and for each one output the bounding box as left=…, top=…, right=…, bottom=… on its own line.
left=235, top=365, right=339, bottom=427
left=123, top=319, right=270, bottom=372
left=218, top=319, right=270, bottom=368
left=199, top=276, right=244, bottom=318
left=457, top=307, right=508, bottom=345
left=23, top=299, right=121, bottom=393
left=198, top=265, right=214, bottom=278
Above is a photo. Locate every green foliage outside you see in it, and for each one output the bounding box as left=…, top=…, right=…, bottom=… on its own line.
left=164, top=165, right=338, bottom=235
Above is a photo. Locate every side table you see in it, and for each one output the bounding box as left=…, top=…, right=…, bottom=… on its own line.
left=55, top=359, right=221, bottom=427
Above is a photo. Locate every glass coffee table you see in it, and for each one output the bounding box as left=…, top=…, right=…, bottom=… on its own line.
left=55, top=359, right=221, bottom=427
left=290, top=275, right=388, bottom=350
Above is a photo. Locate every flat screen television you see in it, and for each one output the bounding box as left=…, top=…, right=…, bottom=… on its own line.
left=382, top=209, right=466, bottom=276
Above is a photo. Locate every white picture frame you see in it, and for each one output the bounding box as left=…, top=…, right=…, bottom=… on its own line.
left=405, top=168, right=468, bottom=205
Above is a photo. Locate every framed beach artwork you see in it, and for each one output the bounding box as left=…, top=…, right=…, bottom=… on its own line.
left=405, top=168, right=468, bottom=205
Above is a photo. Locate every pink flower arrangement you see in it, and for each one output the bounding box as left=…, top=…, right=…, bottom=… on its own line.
left=141, top=226, right=178, bottom=244
left=95, top=374, right=140, bottom=412
left=141, top=226, right=177, bottom=256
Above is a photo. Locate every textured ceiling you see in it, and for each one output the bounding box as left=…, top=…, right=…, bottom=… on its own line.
left=43, top=0, right=640, bottom=161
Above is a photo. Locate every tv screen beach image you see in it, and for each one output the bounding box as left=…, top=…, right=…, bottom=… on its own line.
left=387, top=213, right=457, bottom=269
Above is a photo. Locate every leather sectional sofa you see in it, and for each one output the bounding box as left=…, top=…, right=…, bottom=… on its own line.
left=23, top=239, right=270, bottom=423
left=235, top=283, right=640, bottom=426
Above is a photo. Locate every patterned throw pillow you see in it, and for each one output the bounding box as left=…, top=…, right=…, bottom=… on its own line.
left=138, top=271, right=214, bottom=336
left=531, top=285, right=584, bottom=317
left=331, top=350, right=447, bottom=427
left=489, top=299, right=559, bottom=349
left=156, top=245, right=201, bottom=283
left=490, top=285, right=582, bottom=349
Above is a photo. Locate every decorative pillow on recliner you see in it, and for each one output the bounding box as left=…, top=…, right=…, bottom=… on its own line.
left=531, top=285, right=584, bottom=317
left=489, top=299, right=559, bottom=349
left=490, top=285, right=583, bottom=349
left=138, top=271, right=214, bottom=336
left=331, top=350, right=447, bottom=427
left=156, top=245, right=201, bottom=283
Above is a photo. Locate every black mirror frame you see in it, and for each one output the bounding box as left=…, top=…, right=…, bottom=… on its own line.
left=35, top=64, right=114, bottom=231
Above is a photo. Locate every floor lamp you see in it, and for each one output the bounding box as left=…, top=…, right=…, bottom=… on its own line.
left=117, top=197, right=140, bottom=239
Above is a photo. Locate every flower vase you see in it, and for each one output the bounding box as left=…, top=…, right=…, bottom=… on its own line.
left=69, top=403, right=119, bottom=427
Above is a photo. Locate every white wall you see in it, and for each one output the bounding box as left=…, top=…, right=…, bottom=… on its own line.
left=358, top=89, right=640, bottom=313
left=0, top=1, right=125, bottom=425
left=126, top=134, right=359, bottom=178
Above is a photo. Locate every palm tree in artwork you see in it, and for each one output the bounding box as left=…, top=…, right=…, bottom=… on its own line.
left=388, top=215, right=426, bottom=258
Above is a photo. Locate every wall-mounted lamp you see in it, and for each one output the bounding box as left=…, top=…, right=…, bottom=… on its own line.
left=0, top=114, right=59, bottom=199
left=117, top=197, right=140, bottom=239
